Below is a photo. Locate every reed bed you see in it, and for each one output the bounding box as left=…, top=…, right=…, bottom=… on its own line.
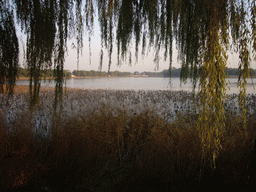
left=0, top=88, right=256, bottom=191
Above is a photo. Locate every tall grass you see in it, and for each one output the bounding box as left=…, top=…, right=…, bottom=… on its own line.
left=0, top=90, right=256, bottom=191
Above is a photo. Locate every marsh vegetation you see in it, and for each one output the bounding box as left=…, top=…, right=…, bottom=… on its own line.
left=0, top=87, right=256, bottom=191
left=1, top=0, right=256, bottom=191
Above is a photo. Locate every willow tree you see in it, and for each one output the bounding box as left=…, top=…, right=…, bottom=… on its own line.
left=114, top=0, right=255, bottom=169
left=14, top=0, right=81, bottom=111
left=1, top=0, right=255, bottom=168
left=0, top=1, right=19, bottom=96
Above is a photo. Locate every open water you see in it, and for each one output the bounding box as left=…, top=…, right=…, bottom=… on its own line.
left=16, top=77, right=256, bottom=94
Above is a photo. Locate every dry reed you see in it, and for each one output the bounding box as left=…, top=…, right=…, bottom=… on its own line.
left=0, top=88, right=256, bottom=191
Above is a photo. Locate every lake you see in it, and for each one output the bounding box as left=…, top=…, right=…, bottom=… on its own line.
left=16, top=77, right=256, bottom=94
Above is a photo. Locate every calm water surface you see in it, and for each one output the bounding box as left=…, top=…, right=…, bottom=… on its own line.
left=16, top=77, right=256, bottom=94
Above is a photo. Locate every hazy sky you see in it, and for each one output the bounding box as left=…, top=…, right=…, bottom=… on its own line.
left=64, top=31, right=244, bottom=72
left=64, top=29, right=244, bottom=72
left=63, top=14, right=245, bottom=72
left=17, top=16, right=250, bottom=73
left=65, top=37, right=178, bottom=73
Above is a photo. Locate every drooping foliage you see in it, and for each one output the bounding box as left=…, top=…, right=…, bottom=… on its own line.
left=1, top=0, right=255, bottom=168
left=15, top=0, right=57, bottom=109
left=0, top=1, right=19, bottom=96
left=236, top=0, right=254, bottom=136
left=97, top=0, right=119, bottom=72
left=112, top=0, right=255, bottom=169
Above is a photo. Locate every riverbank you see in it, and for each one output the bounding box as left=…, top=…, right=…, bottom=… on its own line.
left=0, top=88, right=256, bottom=191
left=1, top=85, right=86, bottom=94
left=3, top=84, right=81, bottom=92
left=1, top=84, right=54, bottom=93
left=17, top=75, right=254, bottom=80
left=71, top=74, right=133, bottom=79
left=15, top=75, right=132, bottom=82
left=16, top=77, right=70, bottom=81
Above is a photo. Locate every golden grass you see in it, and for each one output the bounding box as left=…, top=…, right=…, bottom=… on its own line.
left=0, top=90, right=256, bottom=191
left=1, top=84, right=83, bottom=94
left=1, top=85, right=54, bottom=94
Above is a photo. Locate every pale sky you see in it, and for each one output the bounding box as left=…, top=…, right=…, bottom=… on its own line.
left=65, top=37, right=178, bottom=73
left=64, top=33, right=244, bottom=73
left=17, top=17, right=253, bottom=73
left=64, top=28, right=245, bottom=73
left=63, top=14, right=245, bottom=72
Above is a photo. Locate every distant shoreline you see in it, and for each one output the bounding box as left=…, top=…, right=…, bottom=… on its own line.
left=16, top=75, right=132, bottom=81
left=70, top=75, right=132, bottom=79
left=16, top=75, right=256, bottom=81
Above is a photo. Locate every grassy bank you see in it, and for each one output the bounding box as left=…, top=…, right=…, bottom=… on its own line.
left=0, top=87, right=256, bottom=191
left=1, top=84, right=55, bottom=93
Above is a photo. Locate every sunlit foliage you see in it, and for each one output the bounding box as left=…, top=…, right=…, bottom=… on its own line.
left=1, top=0, right=255, bottom=169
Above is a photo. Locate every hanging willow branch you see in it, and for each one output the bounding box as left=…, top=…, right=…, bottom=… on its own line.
left=231, top=0, right=252, bottom=137
left=85, top=0, right=94, bottom=67
left=1, top=0, right=255, bottom=169
left=113, top=0, right=254, bottom=169
left=0, top=1, right=19, bottom=97
left=252, top=0, right=256, bottom=61
left=53, top=0, right=71, bottom=114
left=98, top=0, right=119, bottom=73
left=15, top=0, right=56, bottom=110
left=197, top=0, right=229, bottom=169
left=72, top=0, right=85, bottom=71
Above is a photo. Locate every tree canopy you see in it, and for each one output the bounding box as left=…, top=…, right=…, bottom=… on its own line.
left=1, top=0, right=256, bottom=168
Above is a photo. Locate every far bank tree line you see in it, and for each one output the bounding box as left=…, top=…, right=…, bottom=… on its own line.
left=2, top=0, right=255, bottom=171
left=17, top=67, right=256, bottom=78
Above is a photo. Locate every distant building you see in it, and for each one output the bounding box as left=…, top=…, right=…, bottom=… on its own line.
left=134, top=71, right=140, bottom=75
left=131, top=71, right=148, bottom=77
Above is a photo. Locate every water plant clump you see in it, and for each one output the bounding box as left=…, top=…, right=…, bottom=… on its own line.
left=1, top=89, right=254, bottom=137
left=1, top=89, right=256, bottom=139
left=0, top=89, right=256, bottom=191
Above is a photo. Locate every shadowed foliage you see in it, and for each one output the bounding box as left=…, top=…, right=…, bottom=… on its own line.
left=1, top=0, right=256, bottom=173
left=0, top=1, right=19, bottom=96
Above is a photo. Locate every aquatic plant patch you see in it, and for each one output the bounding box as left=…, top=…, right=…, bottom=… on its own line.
left=0, top=89, right=256, bottom=191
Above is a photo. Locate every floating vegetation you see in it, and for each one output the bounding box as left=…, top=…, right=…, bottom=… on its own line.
left=1, top=89, right=255, bottom=139
left=0, top=89, right=256, bottom=191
